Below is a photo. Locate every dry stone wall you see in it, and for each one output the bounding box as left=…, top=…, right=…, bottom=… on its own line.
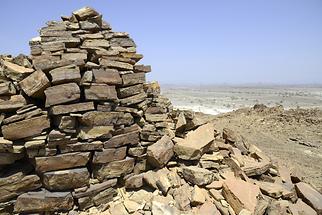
left=0, top=7, right=175, bottom=213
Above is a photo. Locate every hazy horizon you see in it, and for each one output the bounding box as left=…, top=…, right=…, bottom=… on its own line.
left=1, top=0, right=322, bottom=85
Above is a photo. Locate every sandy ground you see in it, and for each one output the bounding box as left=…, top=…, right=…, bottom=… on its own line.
left=195, top=105, right=322, bottom=191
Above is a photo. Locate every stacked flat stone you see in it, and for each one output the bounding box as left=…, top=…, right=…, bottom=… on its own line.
left=0, top=7, right=174, bottom=213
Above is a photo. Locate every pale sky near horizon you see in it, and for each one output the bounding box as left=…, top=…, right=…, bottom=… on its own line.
left=1, top=0, right=322, bottom=85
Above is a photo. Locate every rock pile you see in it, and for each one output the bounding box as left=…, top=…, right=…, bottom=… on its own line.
left=1, top=6, right=322, bottom=215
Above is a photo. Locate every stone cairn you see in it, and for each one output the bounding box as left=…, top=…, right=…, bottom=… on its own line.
left=1, top=7, right=322, bottom=215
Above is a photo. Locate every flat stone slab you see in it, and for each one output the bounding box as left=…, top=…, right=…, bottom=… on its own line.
left=174, top=123, right=214, bottom=160
left=44, top=83, right=80, bottom=107
left=19, top=70, right=50, bottom=97
left=295, top=182, right=322, bottom=214
left=42, top=167, right=90, bottom=191
left=93, top=157, right=135, bottom=181
left=147, top=135, right=174, bottom=168
left=34, top=152, right=90, bottom=173
left=50, top=101, right=95, bottom=115
left=14, top=190, right=74, bottom=213
left=2, top=115, right=50, bottom=140
left=222, top=178, right=261, bottom=214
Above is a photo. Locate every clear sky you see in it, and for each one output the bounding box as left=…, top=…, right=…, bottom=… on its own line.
left=1, top=0, right=322, bottom=85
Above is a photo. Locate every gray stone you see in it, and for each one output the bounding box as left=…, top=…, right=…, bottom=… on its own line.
left=34, top=152, right=90, bottom=173
left=147, top=135, right=174, bottom=168
left=84, top=84, right=117, bottom=101
left=2, top=115, right=50, bottom=140
left=182, top=166, right=214, bottom=186
left=44, top=83, right=80, bottom=107
left=104, top=130, right=140, bottom=148
left=14, top=190, right=74, bottom=213
left=42, top=168, right=90, bottom=191
left=92, top=147, right=127, bottom=164
left=93, top=157, right=135, bottom=181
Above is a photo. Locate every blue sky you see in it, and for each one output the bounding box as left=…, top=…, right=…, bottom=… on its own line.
left=1, top=0, right=322, bottom=85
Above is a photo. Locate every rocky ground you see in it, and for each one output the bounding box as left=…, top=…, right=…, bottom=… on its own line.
left=208, top=105, right=322, bottom=191
left=70, top=105, right=322, bottom=215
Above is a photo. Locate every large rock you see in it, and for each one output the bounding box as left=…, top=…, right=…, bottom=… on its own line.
left=92, top=147, right=127, bottom=164
left=49, top=64, right=81, bottom=84
left=19, top=70, right=50, bottom=97
left=222, top=178, right=261, bottom=214
left=119, top=92, right=147, bottom=106
left=84, top=84, right=117, bottom=101
left=42, top=168, right=90, bottom=191
left=14, top=190, right=74, bottom=213
left=116, top=84, right=144, bottom=98
left=92, top=68, right=122, bottom=85
left=0, top=95, right=26, bottom=112
left=93, top=157, right=135, bottom=181
left=174, top=123, right=215, bottom=160
left=147, top=135, right=174, bottom=168
left=99, top=59, right=133, bottom=70
left=34, top=152, right=90, bottom=173
left=78, top=126, right=114, bottom=140
left=50, top=101, right=95, bottom=115
left=121, top=73, right=145, bottom=86
left=2, top=115, right=50, bottom=140
left=181, top=166, right=214, bottom=186
left=295, top=182, right=322, bottom=214
left=44, top=83, right=80, bottom=107
left=2, top=60, right=34, bottom=81
left=73, top=7, right=99, bottom=21
left=0, top=170, right=41, bottom=202
left=0, top=81, right=16, bottom=95
left=79, top=111, right=133, bottom=126
left=104, top=130, right=140, bottom=148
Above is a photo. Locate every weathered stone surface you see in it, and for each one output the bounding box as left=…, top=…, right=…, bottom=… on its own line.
left=44, top=83, right=80, bottom=107
left=92, top=147, right=127, bottom=164
left=19, top=70, right=50, bottom=97
left=0, top=152, right=24, bottom=165
left=182, top=166, right=214, bottom=186
left=2, top=115, right=50, bottom=140
left=0, top=171, right=41, bottom=203
left=119, top=92, right=147, bottom=106
left=117, top=84, right=144, bottom=98
left=121, top=73, right=145, bottom=86
left=99, top=59, right=133, bottom=70
left=198, top=201, right=221, bottom=215
left=34, top=152, right=90, bottom=173
left=73, top=7, right=99, bottom=21
left=134, top=64, right=151, bottom=73
left=173, top=184, right=192, bottom=210
left=84, top=84, right=117, bottom=101
left=49, top=64, right=81, bottom=84
left=14, top=190, right=74, bottom=213
left=50, top=101, right=95, bottom=115
left=82, top=39, right=109, bottom=48
left=2, top=60, right=34, bottom=81
left=125, top=174, right=144, bottom=189
left=92, top=68, right=122, bottom=85
left=257, top=181, right=296, bottom=200
left=191, top=186, right=206, bottom=206
left=295, top=182, right=322, bottom=214
left=174, top=123, right=215, bottom=160
left=78, top=126, right=114, bottom=140
left=145, top=113, right=168, bottom=122
left=93, top=157, right=135, bottom=181
left=79, top=111, right=133, bottom=126
left=222, top=178, right=261, bottom=214
left=0, top=137, right=13, bottom=152
left=104, top=130, right=140, bottom=148
left=60, top=141, right=103, bottom=153
left=42, top=168, right=90, bottom=191
left=0, top=95, right=26, bottom=112
left=110, top=37, right=136, bottom=47
left=147, top=135, right=174, bottom=168
left=72, top=178, right=117, bottom=199
left=0, top=82, right=16, bottom=95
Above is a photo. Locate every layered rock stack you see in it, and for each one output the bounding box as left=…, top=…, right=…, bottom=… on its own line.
left=0, top=7, right=174, bottom=213
left=1, top=6, right=322, bottom=215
